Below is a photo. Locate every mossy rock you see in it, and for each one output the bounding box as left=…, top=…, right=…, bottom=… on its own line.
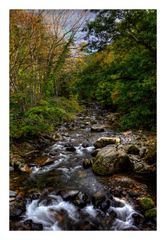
left=94, top=136, right=121, bottom=148
left=92, top=158, right=115, bottom=175
left=92, top=146, right=132, bottom=176
left=145, top=208, right=156, bottom=219
left=138, top=197, right=155, bottom=211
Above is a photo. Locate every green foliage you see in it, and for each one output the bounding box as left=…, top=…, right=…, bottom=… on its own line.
left=10, top=97, right=81, bottom=138
left=10, top=10, right=83, bottom=139
left=76, top=10, right=156, bottom=131
left=95, top=81, right=113, bottom=107
left=145, top=208, right=156, bottom=219
left=138, top=197, right=155, bottom=211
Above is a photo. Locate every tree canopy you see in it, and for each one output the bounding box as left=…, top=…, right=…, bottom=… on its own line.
left=76, top=10, right=156, bottom=130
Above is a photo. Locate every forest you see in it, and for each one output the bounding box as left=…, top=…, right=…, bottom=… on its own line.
left=10, top=10, right=157, bottom=231
left=10, top=9, right=156, bottom=138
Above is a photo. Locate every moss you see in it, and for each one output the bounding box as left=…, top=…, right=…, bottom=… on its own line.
left=92, top=158, right=114, bottom=175
left=92, top=150, right=132, bottom=176
left=138, top=197, right=155, bottom=211
left=145, top=208, right=156, bottom=219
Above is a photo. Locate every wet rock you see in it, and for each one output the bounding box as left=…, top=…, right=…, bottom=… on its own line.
left=22, top=150, right=40, bottom=159
left=128, top=191, right=140, bottom=198
left=20, top=164, right=32, bottom=174
left=35, top=139, right=51, bottom=150
left=14, top=219, right=43, bottom=230
left=91, top=192, right=106, bottom=207
left=127, top=145, right=140, bottom=155
left=28, top=192, right=41, bottom=200
left=10, top=197, right=16, bottom=202
left=94, top=136, right=121, bottom=148
left=100, top=199, right=111, bottom=211
left=10, top=166, right=14, bottom=171
left=123, top=226, right=139, bottom=230
left=38, top=196, right=55, bottom=206
left=33, top=156, right=49, bottom=166
left=82, top=159, right=92, bottom=168
left=132, top=212, right=144, bottom=226
left=138, top=197, right=155, bottom=211
left=59, top=190, right=79, bottom=201
left=38, top=189, right=52, bottom=203
left=64, top=143, right=76, bottom=152
left=129, top=153, right=156, bottom=177
left=75, top=217, right=100, bottom=230
left=82, top=142, right=91, bottom=148
left=92, top=145, right=132, bottom=175
left=73, top=191, right=89, bottom=207
left=10, top=153, right=25, bottom=170
left=97, top=209, right=117, bottom=230
left=91, top=124, right=106, bottom=132
left=10, top=199, right=26, bottom=219
left=52, top=208, right=73, bottom=230
left=40, top=158, right=55, bottom=167
left=52, top=133, right=63, bottom=141
left=10, top=190, right=17, bottom=198
left=139, top=147, right=147, bottom=158
left=111, top=189, right=122, bottom=198
left=111, top=197, right=125, bottom=208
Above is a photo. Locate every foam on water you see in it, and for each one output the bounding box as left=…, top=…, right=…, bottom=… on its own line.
left=23, top=194, right=138, bottom=231
left=51, top=143, right=64, bottom=150
left=109, top=197, right=138, bottom=230
left=75, top=145, right=84, bottom=156
left=83, top=205, right=97, bottom=218
left=86, top=145, right=95, bottom=152
left=24, top=195, right=78, bottom=230
left=31, top=158, right=66, bottom=174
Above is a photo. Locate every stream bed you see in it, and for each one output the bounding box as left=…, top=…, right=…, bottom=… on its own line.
left=10, top=104, right=156, bottom=230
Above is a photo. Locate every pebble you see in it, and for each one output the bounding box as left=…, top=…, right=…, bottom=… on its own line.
left=10, top=190, right=17, bottom=197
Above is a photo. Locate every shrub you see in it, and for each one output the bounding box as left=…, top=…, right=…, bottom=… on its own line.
left=10, top=97, right=81, bottom=139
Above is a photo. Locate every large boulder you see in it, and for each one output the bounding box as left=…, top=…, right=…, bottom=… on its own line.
left=92, top=145, right=133, bottom=175
left=94, top=136, right=121, bottom=148
left=137, top=196, right=156, bottom=221
left=129, top=155, right=156, bottom=176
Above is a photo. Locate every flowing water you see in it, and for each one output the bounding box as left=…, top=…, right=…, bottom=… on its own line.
left=10, top=104, right=148, bottom=230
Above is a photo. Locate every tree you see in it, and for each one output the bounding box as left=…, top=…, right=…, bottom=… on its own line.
left=10, top=10, right=87, bottom=138
left=78, top=10, right=156, bottom=130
